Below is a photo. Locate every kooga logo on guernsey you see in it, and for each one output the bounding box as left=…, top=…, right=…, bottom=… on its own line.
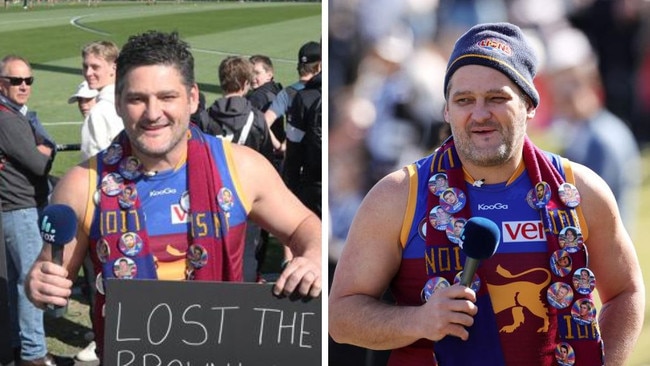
left=502, top=221, right=546, bottom=242
left=478, top=202, right=508, bottom=210
left=150, top=187, right=177, bottom=197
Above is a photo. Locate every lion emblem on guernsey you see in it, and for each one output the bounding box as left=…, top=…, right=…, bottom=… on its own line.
left=487, top=265, right=551, bottom=333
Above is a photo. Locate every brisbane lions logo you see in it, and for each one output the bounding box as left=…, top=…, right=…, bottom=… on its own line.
left=487, top=265, right=551, bottom=333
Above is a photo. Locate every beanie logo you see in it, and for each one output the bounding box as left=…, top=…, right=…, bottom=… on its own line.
left=477, top=38, right=512, bottom=56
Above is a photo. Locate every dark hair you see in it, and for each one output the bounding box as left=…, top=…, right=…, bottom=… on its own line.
left=116, top=31, right=195, bottom=94
left=565, top=227, right=578, bottom=237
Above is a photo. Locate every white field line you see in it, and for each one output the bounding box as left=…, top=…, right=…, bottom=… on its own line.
left=68, top=12, right=297, bottom=64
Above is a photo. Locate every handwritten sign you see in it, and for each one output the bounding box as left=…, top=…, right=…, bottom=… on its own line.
left=104, top=279, right=321, bottom=365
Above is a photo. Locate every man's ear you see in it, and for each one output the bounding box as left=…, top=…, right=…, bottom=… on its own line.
left=527, top=106, right=536, bottom=119
left=189, top=83, right=199, bottom=114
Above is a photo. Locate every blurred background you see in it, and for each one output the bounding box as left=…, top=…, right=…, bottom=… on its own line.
left=327, top=0, right=650, bottom=364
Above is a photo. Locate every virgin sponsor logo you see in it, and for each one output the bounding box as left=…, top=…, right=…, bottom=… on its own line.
left=171, top=204, right=189, bottom=224
left=477, top=202, right=509, bottom=211
left=502, top=220, right=545, bottom=242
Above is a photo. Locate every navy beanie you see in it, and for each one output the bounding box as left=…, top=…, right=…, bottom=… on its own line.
left=444, top=22, right=540, bottom=107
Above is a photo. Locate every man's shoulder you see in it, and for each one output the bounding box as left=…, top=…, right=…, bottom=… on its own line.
left=0, top=106, right=26, bottom=127
left=0, top=103, right=19, bottom=118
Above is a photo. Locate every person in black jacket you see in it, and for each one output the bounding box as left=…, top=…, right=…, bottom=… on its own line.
left=205, top=56, right=273, bottom=162
left=284, top=71, right=322, bottom=218
left=206, top=56, right=274, bottom=282
left=248, top=54, right=284, bottom=171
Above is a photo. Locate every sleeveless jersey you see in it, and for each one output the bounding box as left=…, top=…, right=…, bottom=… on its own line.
left=389, top=152, right=602, bottom=366
left=83, top=136, right=249, bottom=356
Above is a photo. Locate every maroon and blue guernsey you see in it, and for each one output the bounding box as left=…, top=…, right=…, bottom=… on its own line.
left=390, top=137, right=603, bottom=366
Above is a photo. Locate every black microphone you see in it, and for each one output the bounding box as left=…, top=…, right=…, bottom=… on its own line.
left=55, top=143, right=81, bottom=152
left=458, top=217, right=500, bottom=287
left=40, top=204, right=78, bottom=317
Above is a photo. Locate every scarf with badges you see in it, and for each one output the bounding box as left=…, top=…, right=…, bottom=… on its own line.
left=424, top=136, right=603, bottom=366
left=90, top=125, right=241, bottom=358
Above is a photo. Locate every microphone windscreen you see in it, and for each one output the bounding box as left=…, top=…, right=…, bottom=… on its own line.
left=460, top=217, right=500, bottom=259
left=40, top=204, right=78, bottom=247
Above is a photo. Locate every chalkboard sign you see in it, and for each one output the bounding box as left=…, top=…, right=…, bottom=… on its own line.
left=104, top=279, right=321, bottom=365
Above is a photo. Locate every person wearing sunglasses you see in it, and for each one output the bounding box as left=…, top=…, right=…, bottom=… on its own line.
left=0, top=55, right=57, bottom=366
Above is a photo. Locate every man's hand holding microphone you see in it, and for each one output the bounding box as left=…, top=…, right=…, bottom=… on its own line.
left=25, top=204, right=77, bottom=314
left=419, top=217, right=500, bottom=342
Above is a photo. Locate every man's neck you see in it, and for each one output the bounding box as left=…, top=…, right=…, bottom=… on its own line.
left=131, top=134, right=189, bottom=175
left=461, top=155, right=524, bottom=186
left=224, top=91, right=245, bottom=98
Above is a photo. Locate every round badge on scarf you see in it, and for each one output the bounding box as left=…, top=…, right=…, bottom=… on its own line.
left=571, top=298, right=596, bottom=325
left=118, top=156, right=143, bottom=181
left=558, top=182, right=581, bottom=208
left=187, top=244, right=208, bottom=269
left=217, top=187, right=235, bottom=212
left=529, top=181, right=551, bottom=209
left=102, top=143, right=123, bottom=165
left=446, top=218, right=467, bottom=245
left=93, top=189, right=101, bottom=206
left=554, top=342, right=576, bottom=366
left=572, top=267, right=596, bottom=295
left=96, top=238, right=110, bottom=263
left=439, top=187, right=466, bottom=214
left=118, top=232, right=143, bottom=257
left=429, top=205, right=453, bottom=231
left=428, top=173, right=449, bottom=196
left=559, top=226, right=583, bottom=253
left=180, top=190, right=190, bottom=213
left=101, top=173, right=124, bottom=197
left=418, top=218, right=428, bottom=240
left=95, top=272, right=105, bottom=295
left=421, top=277, right=450, bottom=302
left=453, top=271, right=480, bottom=292
left=113, top=257, right=137, bottom=279
left=118, top=184, right=137, bottom=209
left=547, top=282, right=573, bottom=309
left=550, top=249, right=572, bottom=277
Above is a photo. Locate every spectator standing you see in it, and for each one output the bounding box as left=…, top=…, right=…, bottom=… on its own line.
left=67, top=80, right=100, bottom=363
left=284, top=71, right=322, bottom=217
left=248, top=54, right=283, bottom=169
left=80, top=40, right=123, bottom=161
left=0, top=55, right=56, bottom=366
left=206, top=56, right=274, bottom=283
left=264, top=41, right=322, bottom=153
left=205, top=56, right=273, bottom=160
left=67, top=80, right=98, bottom=119
left=544, top=26, right=641, bottom=228
left=248, top=54, right=282, bottom=112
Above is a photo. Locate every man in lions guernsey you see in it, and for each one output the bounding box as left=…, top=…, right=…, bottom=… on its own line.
left=25, top=31, right=322, bottom=362
left=330, top=22, right=644, bottom=366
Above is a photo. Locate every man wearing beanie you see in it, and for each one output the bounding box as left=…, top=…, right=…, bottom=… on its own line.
left=329, top=22, right=644, bottom=366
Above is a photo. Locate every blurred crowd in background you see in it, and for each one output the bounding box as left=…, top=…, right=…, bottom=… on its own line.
left=328, top=1, right=649, bottom=361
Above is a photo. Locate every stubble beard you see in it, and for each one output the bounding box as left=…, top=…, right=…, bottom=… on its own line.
left=129, top=125, right=187, bottom=159
left=453, top=126, right=511, bottom=167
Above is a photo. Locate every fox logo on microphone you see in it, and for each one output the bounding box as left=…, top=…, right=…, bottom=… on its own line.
left=40, top=215, right=57, bottom=243
left=39, top=204, right=78, bottom=246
